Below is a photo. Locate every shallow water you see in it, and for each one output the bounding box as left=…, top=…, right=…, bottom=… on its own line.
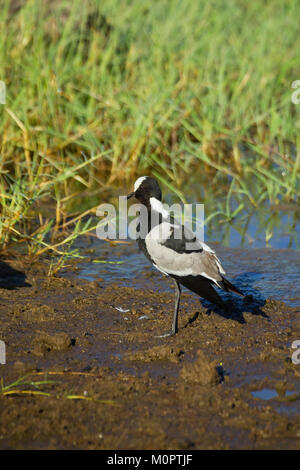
left=251, top=388, right=295, bottom=400
left=205, top=206, right=300, bottom=250
left=63, top=190, right=300, bottom=306
left=165, top=185, right=300, bottom=250
left=66, top=237, right=300, bottom=307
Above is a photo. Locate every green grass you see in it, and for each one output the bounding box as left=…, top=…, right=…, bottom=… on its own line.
left=0, top=372, right=118, bottom=404
left=0, top=0, right=299, bottom=258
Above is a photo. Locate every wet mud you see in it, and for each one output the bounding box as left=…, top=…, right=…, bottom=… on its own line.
left=1, top=256, right=300, bottom=449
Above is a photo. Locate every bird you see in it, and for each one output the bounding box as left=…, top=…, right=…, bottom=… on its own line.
left=127, top=176, right=244, bottom=337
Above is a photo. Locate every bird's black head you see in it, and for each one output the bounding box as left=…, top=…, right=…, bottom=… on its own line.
left=127, top=176, right=162, bottom=205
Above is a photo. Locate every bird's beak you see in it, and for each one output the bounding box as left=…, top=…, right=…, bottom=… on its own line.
left=126, top=192, right=135, bottom=200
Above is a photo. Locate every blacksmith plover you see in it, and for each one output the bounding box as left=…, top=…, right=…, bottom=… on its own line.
left=127, top=176, right=244, bottom=337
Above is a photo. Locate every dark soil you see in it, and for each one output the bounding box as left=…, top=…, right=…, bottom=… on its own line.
left=1, top=257, right=300, bottom=449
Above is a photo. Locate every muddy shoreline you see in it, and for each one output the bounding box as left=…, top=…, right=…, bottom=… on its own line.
left=1, top=257, right=300, bottom=449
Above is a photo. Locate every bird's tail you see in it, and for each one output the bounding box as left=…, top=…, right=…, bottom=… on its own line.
left=173, top=274, right=227, bottom=310
left=220, top=277, right=244, bottom=297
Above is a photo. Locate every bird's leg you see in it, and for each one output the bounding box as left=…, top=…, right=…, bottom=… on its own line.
left=155, top=281, right=181, bottom=338
left=171, top=280, right=181, bottom=334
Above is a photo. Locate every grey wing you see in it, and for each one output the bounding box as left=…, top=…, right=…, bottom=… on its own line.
left=145, top=222, right=226, bottom=285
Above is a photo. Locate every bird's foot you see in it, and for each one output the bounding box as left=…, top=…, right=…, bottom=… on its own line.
left=154, top=328, right=178, bottom=338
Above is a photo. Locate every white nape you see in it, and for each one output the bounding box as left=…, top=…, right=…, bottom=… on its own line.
left=149, top=197, right=169, bottom=218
